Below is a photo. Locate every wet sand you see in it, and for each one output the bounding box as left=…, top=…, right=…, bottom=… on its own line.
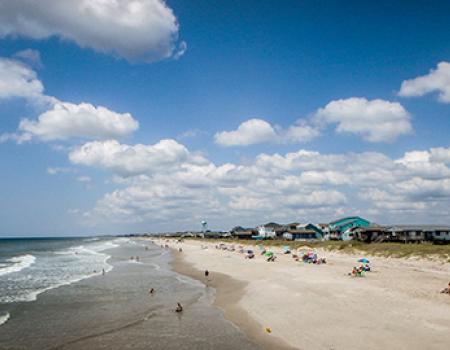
left=172, top=250, right=294, bottom=350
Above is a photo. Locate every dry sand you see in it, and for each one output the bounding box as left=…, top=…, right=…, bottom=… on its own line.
left=161, top=239, right=450, bottom=350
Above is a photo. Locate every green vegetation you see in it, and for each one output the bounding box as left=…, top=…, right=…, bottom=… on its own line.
left=190, top=238, right=450, bottom=262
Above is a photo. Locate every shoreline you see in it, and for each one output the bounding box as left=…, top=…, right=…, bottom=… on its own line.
left=171, top=248, right=294, bottom=350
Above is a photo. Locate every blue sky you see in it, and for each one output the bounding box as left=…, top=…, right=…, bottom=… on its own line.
left=1, top=0, right=450, bottom=236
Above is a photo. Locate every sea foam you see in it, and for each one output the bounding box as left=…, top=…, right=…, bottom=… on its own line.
left=0, top=312, right=10, bottom=327
left=0, top=255, right=36, bottom=277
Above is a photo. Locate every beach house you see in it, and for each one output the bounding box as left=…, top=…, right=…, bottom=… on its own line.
left=329, top=216, right=370, bottom=240
left=385, top=225, right=450, bottom=243
left=230, top=226, right=256, bottom=240
left=255, top=222, right=281, bottom=239
left=283, top=223, right=324, bottom=241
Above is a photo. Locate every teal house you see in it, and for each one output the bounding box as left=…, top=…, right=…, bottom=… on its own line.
left=329, top=217, right=370, bottom=240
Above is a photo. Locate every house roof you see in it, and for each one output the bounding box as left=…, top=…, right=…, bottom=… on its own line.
left=262, top=222, right=283, bottom=228
left=286, top=229, right=317, bottom=235
left=329, top=216, right=369, bottom=226
left=387, top=225, right=450, bottom=232
left=232, top=230, right=254, bottom=235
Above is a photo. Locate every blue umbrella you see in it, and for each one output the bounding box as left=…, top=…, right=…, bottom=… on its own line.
left=358, top=258, right=370, bottom=263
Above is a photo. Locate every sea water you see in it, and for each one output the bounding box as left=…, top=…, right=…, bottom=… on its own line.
left=0, top=237, right=116, bottom=307
left=0, top=237, right=259, bottom=349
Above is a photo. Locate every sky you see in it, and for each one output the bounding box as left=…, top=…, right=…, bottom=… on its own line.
left=1, top=0, right=450, bottom=236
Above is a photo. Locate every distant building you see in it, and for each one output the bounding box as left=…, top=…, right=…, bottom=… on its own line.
left=353, top=225, right=450, bottom=244
left=256, top=222, right=281, bottom=239
left=283, top=223, right=323, bottom=241
left=230, top=226, right=256, bottom=240
left=386, top=225, right=450, bottom=243
left=329, top=216, right=370, bottom=240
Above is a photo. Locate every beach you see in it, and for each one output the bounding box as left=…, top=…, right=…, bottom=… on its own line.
left=167, top=238, right=450, bottom=350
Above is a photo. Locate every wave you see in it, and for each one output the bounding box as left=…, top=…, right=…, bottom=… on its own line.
left=0, top=255, right=36, bottom=277
left=0, top=239, right=121, bottom=304
left=0, top=312, right=10, bottom=327
left=83, top=237, right=100, bottom=242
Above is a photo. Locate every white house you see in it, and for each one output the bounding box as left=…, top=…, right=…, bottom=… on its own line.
left=257, top=225, right=276, bottom=239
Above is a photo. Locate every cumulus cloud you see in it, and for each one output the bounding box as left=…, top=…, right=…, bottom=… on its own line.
left=0, top=0, right=183, bottom=62
left=19, top=102, right=139, bottom=141
left=69, top=139, right=203, bottom=176
left=215, top=119, right=278, bottom=146
left=284, top=122, right=321, bottom=143
left=399, top=62, right=450, bottom=103
left=215, top=98, right=412, bottom=147
left=0, top=57, right=46, bottom=102
left=314, top=97, right=412, bottom=142
left=0, top=57, right=140, bottom=142
left=67, top=135, right=450, bottom=230
left=215, top=118, right=320, bottom=147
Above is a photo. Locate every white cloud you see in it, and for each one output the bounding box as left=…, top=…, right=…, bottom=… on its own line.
left=215, top=119, right=278, bottom=146
left=67, top=133, right=450, bottom=230
left=18, top=102, right=139, bottom=141
left=0, top=57, right=140, bottom=142
left=215, top=118, right=320, bottom=147
left=0, top=0, right=183, bottom=62
left=314, top=97, right=412, bottom=142
left=399, top=62, right=450, bottom=103
left=284, top=122, right=321, bottom=143
left=0, top=132, right=32, bottom=144
left=215, top=98, right=411, bottom=147
left=0, top=57, right=46, bottom=102
left=69, top=139, right=203, bottom=176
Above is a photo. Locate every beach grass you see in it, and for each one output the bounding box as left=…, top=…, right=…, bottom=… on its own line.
left=190, top=238, right=450, bottom=262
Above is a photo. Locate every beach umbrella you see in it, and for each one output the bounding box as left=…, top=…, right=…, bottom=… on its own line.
left=358, top=258, right=370, bottom=263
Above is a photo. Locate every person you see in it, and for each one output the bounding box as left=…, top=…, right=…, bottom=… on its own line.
left=441, top=282, right=450, bottom=294
left=102, top=268, right=105, bottom=276
left=205, top=270, right=209, bottom=278
left=175, top=302, right=183, bottom=313
left=149, top=288, right=154, bottom=294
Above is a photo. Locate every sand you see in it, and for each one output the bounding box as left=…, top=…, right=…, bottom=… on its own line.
left=163, top=238, right=450, bottom=350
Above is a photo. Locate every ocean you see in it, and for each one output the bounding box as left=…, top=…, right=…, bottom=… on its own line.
left=0, top=237, right=258, bottom=350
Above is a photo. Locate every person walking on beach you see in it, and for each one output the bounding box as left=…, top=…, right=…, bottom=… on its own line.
left=149, top=288, right=154, bottom=294
left=175, top=302, right=183, bottom=313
